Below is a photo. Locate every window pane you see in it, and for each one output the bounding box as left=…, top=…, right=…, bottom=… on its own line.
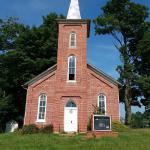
left=99, top=101, right=105, bottom=107
left=70, top=33, right=76, bottom=47
left=39, top=113, right=42, bottom=119
left=66, top=101, right=76, bottom=107
left=38, top=94, right=46, bottom=120
left=98, top=94, right=106, bottom=114
left=68, top=56, right=76, bottom=81
left=69, top=68, right=75, bottom=74
left=69, top=74, right=75, bottom=80
left=42, top=113, right=45, bottom=119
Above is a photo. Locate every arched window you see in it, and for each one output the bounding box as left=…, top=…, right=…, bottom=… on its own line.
left=98, top=94, right=106, bottom=114
left=68, top=55, right=76, bottom=81
left=37, top=94, right=47, bottom=122
left=66, top=101, right=76, bottom=107
left=69, top=32, right=76, bottom=48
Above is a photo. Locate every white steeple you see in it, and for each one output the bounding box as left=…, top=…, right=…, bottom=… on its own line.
left=67, top=0, right=81, bottom=19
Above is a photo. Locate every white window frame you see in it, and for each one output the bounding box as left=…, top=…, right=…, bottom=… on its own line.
left=67, top=55, right=76, bottom=82
left=69, top=32, right=76, bottom=48
left=36, top=94, right=47, bottom=123
left=97, top=94, right=107, bottom=115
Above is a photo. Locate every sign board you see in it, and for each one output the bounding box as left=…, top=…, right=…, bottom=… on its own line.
left=93, top=115, right=111, bottom=131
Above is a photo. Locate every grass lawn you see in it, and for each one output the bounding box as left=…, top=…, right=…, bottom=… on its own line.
left=0, top=129, right=150, bottom=150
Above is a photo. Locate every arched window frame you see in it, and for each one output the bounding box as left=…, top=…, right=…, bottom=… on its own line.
left=67, top=55, right=76, bottom=82
left=37, top=93, right=47, bottom=122
left=97, top=94, right=107, bottom=115
left=69, top=32, right=76, bottom=48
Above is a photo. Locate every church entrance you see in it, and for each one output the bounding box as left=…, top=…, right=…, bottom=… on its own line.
left=64, top=101, right=78, bottom=132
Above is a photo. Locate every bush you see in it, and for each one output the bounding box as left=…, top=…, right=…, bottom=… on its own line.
left=20, top=124, right=39, bottom=134
left=40, top=124, right=53, bottom=134
left=112, top=121, right=129, bottom=132
left=17, top=124, right=54, bottom=135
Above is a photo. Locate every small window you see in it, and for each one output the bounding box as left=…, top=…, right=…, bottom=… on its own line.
left=69, top=32, right=76, bottom=47
left=37, top=94, right=47, bottom=122
left=98, top=94, right=106, bottom=114
left=66, top=101, right=76, bottom=107
left=68, top=55, right=76, bottom=81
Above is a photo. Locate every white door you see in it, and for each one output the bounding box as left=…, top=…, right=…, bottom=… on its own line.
left=64, top=107, right=77, bottom=132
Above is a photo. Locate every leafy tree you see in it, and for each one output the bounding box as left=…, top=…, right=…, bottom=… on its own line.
left=0, top=17, right=25, bottom=52
left=94, top=0, right=149, bottom=125
left=0, top=13, right=64, bottom=131
left=136, top=31, right=150, bottom=110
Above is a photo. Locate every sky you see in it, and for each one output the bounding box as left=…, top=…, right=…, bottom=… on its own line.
left=0, top=0, right=149, bottom=118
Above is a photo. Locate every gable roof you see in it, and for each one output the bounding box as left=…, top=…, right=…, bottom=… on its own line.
left=23, top=63, right=121, bottom=88
left=87, top=63, right=121, bottom=86
left=23, top=64, right=57, bottom=88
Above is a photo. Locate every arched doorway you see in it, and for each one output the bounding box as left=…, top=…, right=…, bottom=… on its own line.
left=64, top=101, right=78, bottom=132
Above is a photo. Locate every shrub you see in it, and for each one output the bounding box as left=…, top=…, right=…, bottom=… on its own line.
left=20, top=124, right=39, bottom=134
left=112, top=121, right=129, bottom=132
left=40, top=124, right=53, bottom=134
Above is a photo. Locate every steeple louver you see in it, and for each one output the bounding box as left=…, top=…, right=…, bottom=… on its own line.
left=67, top=0, right=81, bottom=19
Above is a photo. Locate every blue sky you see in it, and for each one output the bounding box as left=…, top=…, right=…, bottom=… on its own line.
left=0, top=0, right=149, bottom=118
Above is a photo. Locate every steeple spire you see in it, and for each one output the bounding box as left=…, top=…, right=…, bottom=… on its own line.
left=67, top=0, right=81, bottom=19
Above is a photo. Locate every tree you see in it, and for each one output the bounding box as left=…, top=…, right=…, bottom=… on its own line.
left=136, top=31, right=150, bottom=110
left=94, top=0, right=149, bottom=125
left=0, top=17, right=25, bottom=52
left=0, top=13, right=64, bottom=131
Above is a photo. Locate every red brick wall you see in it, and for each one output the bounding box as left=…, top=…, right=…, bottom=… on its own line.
left=24, top=21, right=120, bottom=133
left=87, top=69, right=120, bottom=122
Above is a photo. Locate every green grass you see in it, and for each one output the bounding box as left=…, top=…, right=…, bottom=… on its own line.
left=0, top=129, right=150, bottom=150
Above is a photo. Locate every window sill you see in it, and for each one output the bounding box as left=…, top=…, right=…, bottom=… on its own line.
left=67, top=80, right=77, bottom=83
left=67, top=80, right=77, bottom=85
left=69, top=46, right=76, bottom=49
left=36, top=120, right=46, bottom=123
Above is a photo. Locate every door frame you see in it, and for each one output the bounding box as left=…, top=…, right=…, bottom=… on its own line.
left=64, top=104, right=78, bottom=132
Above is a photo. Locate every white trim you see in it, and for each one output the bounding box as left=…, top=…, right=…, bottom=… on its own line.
left=36, top=93, right=47, bottom=123
left=67, top=55, right=76, bottom=82
left=36, top=119, right=46, bottom=123
left=97, top=94, right=107, bottom=115
left=67, top=80, right=76, bottom=83
left=69, top=32, right=76, bottom=48
left=93, top=115, right=112, bottom=131
left=23, top=94, right=28, bottom=125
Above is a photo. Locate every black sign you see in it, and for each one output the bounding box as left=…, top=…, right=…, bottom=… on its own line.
left=93, top=115, right=111, bottom=131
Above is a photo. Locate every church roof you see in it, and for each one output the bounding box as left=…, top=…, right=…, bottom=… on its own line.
left=23, top=64, right=57, bottom=87
left=67, top=0, right=81, bottom=19
left=23, top=63, right=121, bottom=88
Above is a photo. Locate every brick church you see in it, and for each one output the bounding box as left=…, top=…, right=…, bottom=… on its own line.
left=24, top=0, right=120, bottom=132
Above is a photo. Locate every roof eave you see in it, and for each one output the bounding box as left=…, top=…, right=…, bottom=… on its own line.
left=22, top=64, right=57, bottom=89
left=87, top=63, right=122, bottom=86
